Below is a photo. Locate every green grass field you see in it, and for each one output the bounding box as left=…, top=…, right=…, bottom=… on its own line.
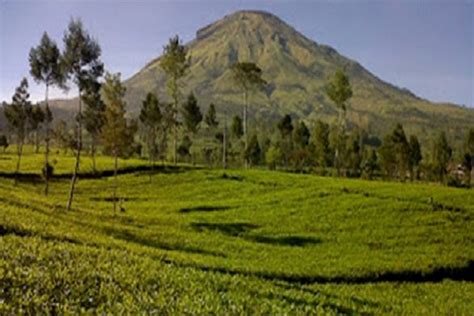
left=1, top=149, right=473, bottom=314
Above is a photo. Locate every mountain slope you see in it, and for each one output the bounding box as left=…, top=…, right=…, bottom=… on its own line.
left=2, top=10, right=472, bottom=144
left=124, top=10, right=473, bottom=142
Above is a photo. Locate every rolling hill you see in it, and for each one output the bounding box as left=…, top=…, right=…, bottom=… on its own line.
left=2, top=10, right=473, bottom=144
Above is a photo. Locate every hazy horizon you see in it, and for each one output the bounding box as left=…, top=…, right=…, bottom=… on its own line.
left=0, top=0, right=473, bottom=107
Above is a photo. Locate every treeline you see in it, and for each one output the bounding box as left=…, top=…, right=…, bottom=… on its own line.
left=1, top=19, right=473, bottom=212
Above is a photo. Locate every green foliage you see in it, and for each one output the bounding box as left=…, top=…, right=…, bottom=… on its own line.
left=101, top=73, right=134, bottom=158
left=245, top=134, right=261, bottom=166
left=29, top=32, right=65, bottom=88
left=345, top=131, right=362, bottom=176
left=408, top=135, right=422, bottom=180
left=204, top=103, right=218, bottom=129
left=277, top=114, right=293, bottom=138
left=160, top=35, right=189, bottom=86
left=293, top=121, right=310, bottom=148
left=231, top=62, right=267, bottom=92
left=182, top=93, right=203, bottom=134
left=432, top=131, right=452, bottom=182
left=265, top=145, right=282, bottom=170
left=139, top=92, right=162, bottom=161
left=178, top=135, right=192, bottom=158
left=28, top=103, right=45, bottom=132
left=82, top=70, right=106, bottom=139
left=378, top=124, right=410, bottom=180
left=0, top=134, right=8, bottom=151
left=0, top=161, right=473, bottom=313
left=325, top=69, right=352, bottom=112
left=62, top=18, right=103, bottom=89
left=160, top=35, right=190, bottom=164
left=231, top=115, right=243, bottom=139
left=362, top=148, right=378, bottom=179
left=312, top=120, right=332, bottom=168
left=4, top=78, right=32, bottom=142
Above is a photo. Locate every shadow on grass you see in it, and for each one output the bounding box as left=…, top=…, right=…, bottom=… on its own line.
left=90, top=196, right=143, bottom=202
left=275, top=282, right=384, bottom=312
left=245, top=235, right=322, bottom=247
left=171, top=258, right=474, bottom=285
left=0, top=224, right=79, bottom=245
left=191, top=222, right=258, bottom=236
left=253, top=290, right=367, bottom=315
left=180, top=205, right=232, bottom=213
left=103, top=226, right=226, bottom=258
left=0, top=164, right=195, bottom=183
left=220, top=173, right=244, bottom=181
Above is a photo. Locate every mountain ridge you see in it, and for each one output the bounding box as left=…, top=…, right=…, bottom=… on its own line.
left=2, top=10, right=473, bottom=144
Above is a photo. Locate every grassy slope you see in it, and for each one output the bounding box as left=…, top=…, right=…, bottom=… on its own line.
left=1, top=151, right=473, bottom=314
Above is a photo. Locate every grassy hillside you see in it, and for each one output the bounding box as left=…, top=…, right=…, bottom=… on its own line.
left=1, top=150, right=473, bottom=313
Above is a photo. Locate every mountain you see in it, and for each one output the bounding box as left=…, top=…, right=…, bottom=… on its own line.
left=2, top=10, right=473, bottom=144
left=125, top=10, right=473, bottom=143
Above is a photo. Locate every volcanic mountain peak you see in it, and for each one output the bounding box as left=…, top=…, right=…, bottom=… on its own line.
left=19, top=10, right=473, bottom=145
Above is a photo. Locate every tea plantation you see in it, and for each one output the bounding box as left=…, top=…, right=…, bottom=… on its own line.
left=1, top=150, right=473, bottom=314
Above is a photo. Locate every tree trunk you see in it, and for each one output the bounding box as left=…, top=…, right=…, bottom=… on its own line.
left=35, top=130, right=39, bottom=153
left=15, top=140, right=23, bottom=186
left=149, top=132, right=153, bottom=183
left=44, top=84, right=50, bottom=196
left=113, top=149, right=118, bottom=213
left=173, top=79, right=178, bottom=166
left=91, top=135, right=97, bottom=174
left=223, top=114, right=227, bottom=170
left=67, top=89, right=82, bottom=210
left=243, top=90, right=249, bottom=169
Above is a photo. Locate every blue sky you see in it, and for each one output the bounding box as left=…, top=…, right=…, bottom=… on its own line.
left=0, top=0, right=472, bottom=107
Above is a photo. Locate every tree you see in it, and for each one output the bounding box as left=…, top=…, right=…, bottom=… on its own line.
left=432, top=131, right=452, bottom=183
left=0, top=135, right=8, bottom=153
left=205, top=103, right=218, bottom=130
left=156, top=102, right=173, bottom=163
left=82, top=68, right=106, bottom=173
left=362, top=149, right=378, bottom=180
left=139, top=92, right=162, bottom=179
left=245, top=134, right=261, bottom=167
left=390, top=124, right=410, bottom=180
left=222, top=113, right=227, bottom=170
left=177, top=135, right=192, bottom=160
left=378, top=134, right=397, bottom=179
left=231, top=115, right=244, bottom=139
left=28, top=104, right=45, bottom=153
left=63, top=18, right=104, bottom=210
left=277, top=114, right=294, bottom=167
left=182, top=93, right=202, bottom=164
left=293, top=121, right=310, bottom=149
left=265, top=145, right=282, bottom=170
left=53, top=120, right=73, bottom=154
left=408, top=135, right=422, bottom=181
left=29, top=31, right=64, bottom=195
left=465, top=128, right=474, bottom=157
left=462, top=153, right=472, bottom=188
left=312, top=120, right=331, bottom=168
left=182, top=93, right=202, bottom=135
left=325, top=69, right=353, bottom=115
left=346, top=131, right=362, bottom=177
left=325, top=69, right=352, bottom=175
left=101, top=73, right=134, bottom=213
left=231, top=62, right=266, bottom=148
left=463, top=128, right=474, bottom=187
left=4, top=78, right=32, bottom=185
left=160, top=35, right=190, bottom=165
